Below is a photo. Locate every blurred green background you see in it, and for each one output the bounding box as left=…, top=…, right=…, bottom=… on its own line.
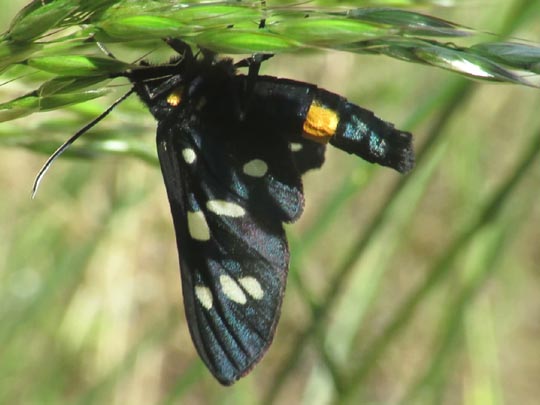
left=1, top=1, right=539, bottom=404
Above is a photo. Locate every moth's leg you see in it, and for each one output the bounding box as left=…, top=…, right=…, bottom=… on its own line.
left=233, top=53, right=274, bottom=120
left=164, top=38, right=195, bottom=61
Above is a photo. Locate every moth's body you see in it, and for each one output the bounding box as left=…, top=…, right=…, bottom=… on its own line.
left=123, top=46, right=414, bottom=384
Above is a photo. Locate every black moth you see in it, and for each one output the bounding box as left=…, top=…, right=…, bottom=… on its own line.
left=36, top=39, right=414, bottom=385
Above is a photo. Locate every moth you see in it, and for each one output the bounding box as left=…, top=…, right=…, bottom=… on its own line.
left=34, top=39, right=414, bottom=385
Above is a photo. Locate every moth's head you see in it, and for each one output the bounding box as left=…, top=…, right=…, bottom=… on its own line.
left=122, top=48, right=235, bottom=121
left=120, top=53, right=236, bottom=121
left=117, top=55, right=189, bottom=120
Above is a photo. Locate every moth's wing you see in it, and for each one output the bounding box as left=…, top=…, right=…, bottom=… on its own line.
left=288, top=136, right=326, bottom=174
left=155, top=116, right=303, bottom=385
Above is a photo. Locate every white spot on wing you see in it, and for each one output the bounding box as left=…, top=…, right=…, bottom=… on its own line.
left=238, top=277, right=264, bottom=300
left=219, top=275, right=247, bottom=304
left=243, top=159, right=268, bottom=177
left=182, top=148, right=196, bottom=164
left=195, top=285, right=213, bottom=309
left=207, top=200, right=245, bottom=217
left=187, top=210, right=210, bottom=241
left=290, top=142, right=303, bottom=152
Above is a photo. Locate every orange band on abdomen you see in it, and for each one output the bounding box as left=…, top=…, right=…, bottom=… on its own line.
left=302, top=101, right=339, bottom=143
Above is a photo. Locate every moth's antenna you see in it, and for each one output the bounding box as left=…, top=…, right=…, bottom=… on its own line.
left=96, top=41, right=117, bottom=60
left=91, top=34, right=157, bottom=65
left=32, top=89, right=135, bottom=198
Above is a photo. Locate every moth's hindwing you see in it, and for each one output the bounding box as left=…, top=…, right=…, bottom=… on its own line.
left=288, top=135, right=326, bottom=174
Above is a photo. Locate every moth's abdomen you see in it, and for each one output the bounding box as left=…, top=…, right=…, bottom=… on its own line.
left=304, top=90, right=414, bottom=173
left=249, top=77, right=414, bottom=173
